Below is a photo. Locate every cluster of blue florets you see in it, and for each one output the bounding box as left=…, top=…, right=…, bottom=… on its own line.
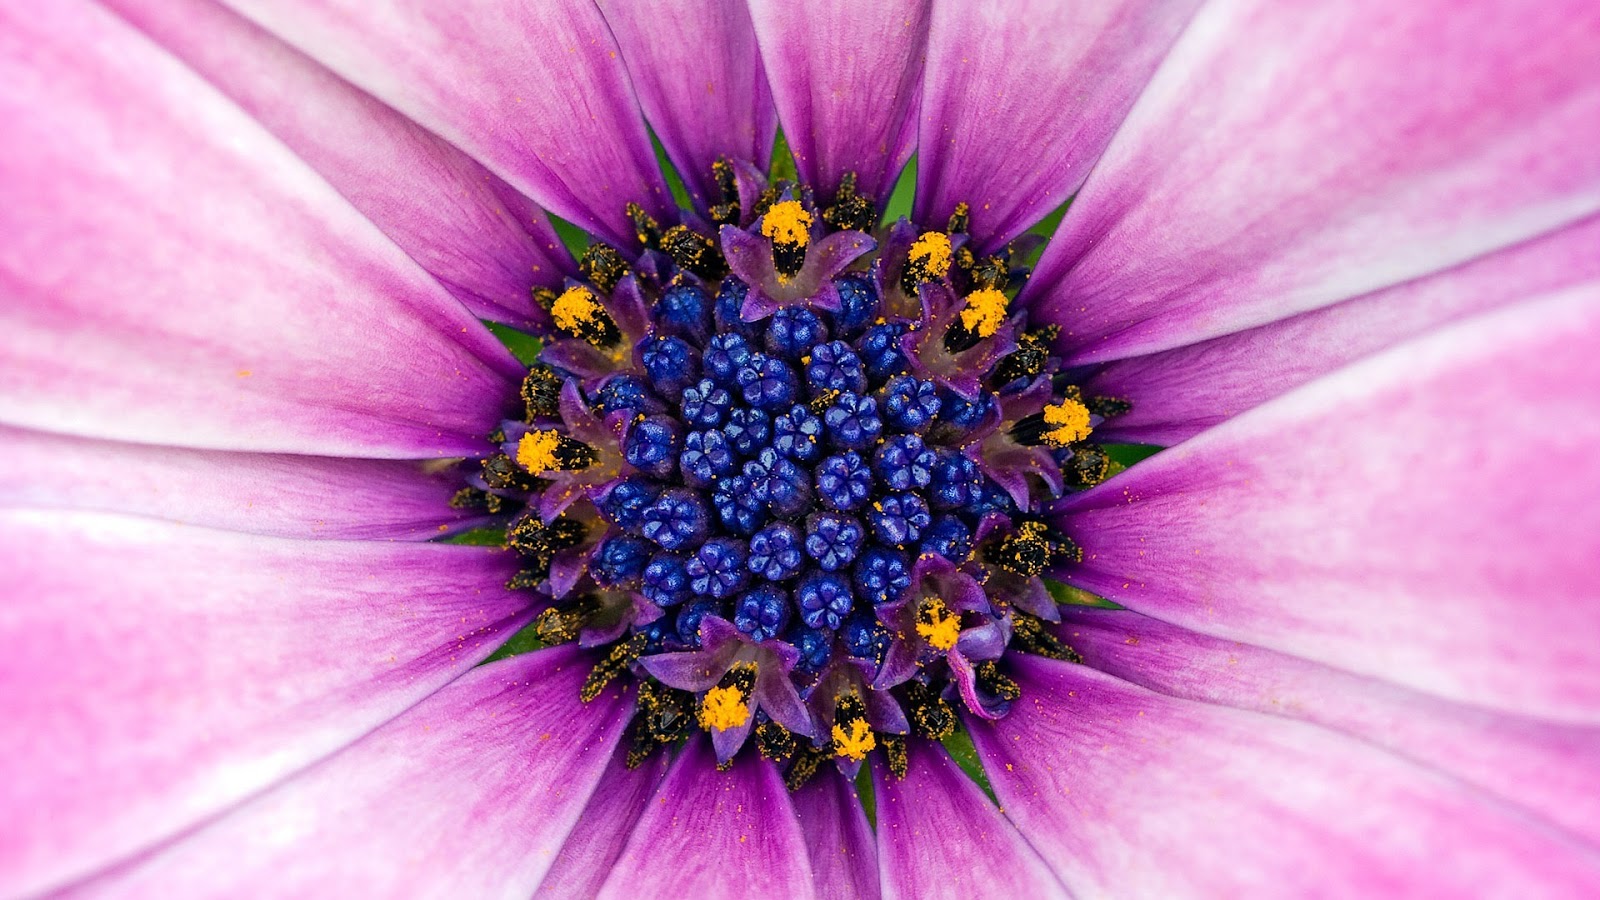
left=588, top=272, right=1018, bottom=671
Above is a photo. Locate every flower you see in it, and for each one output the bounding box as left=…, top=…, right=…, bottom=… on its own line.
left=3, top=0, right=1599, bottom=897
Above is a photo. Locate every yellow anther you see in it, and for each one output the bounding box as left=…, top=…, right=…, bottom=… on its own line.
left=958, top=287, right=1009, bottom=338
left=515, top=429, right=563, bottom=474
left=552, top=286, right=603, bottom=333
left=760, top=200, right=812, bottom=247
left=698, top=684, right=752, bottom=731
left=915, top=597, right=962, bottom=651
left=907, top=231, right=953, bottom=278
left=831, top=718, right=876, bottom=761
left=1040, top=398, right=1093, bottom=448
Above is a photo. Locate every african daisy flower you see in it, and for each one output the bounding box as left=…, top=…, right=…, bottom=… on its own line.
left=3, top=0, right=1599, bottom=896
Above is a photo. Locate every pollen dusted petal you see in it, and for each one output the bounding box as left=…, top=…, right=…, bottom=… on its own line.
left=1054, top=287, right=1600, bottom=722
left=221, top=0, right=674, bottom=249
left=0, top=510, right=533, bottom=899
left=748, top=0, right=930, bottom=202
left=1025, top=0, right=1600, bottom=364
left=69, top=647, right=632, bottom=899
left=791, top=769, right=880, bottom=900
left=969, top=658, right=1600, bottom=898
left=597, top=738, right=817, bottom=900
left=103, top=0, right=575, bottom=330
left=0, top=425, right=480, bottom=540
left=913, top=0, right=1200, bottom=251
left=534, top=744, right=672, bottom=900
left=1058, top=607, right=1600, bottom=847
left=0, top=1, right=522, bottom=457
left=872, top=739, right=1068, bottom=899
left=595, top=0, right=776, bottom=211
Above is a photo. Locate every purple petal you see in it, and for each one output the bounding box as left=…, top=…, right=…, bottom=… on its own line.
left=1060, top=607, right=1600, bottom=846
left=969, top=657, right=1600, bottom=897
left=0, top=2, right=519, bottom=457
left=873, top=739, right=1067, bottom=898
left=1086, top=213, right=1600, bottom=445
left=791, top=769, right=879, bottom=900
left=913, top=0, right=1200, bottom=250
left=748, top=0, right=930, bottom=202
left=0, top=510, right=531, bottom=899
left=71, top=647, right=631, bottom=898
left=223, top=0, right=673, bottom=248
left=535, top=745, right=672, bottom=900
left=1025, top=0, right=1600, bottom=364
left=0, top=425, right=479, bottom=540
left=597, top=0, right=776, bottom=208
left=106, top=0, right=575, bottom=329
left=596, top=738, right=817, bottom=899
left=1053, top=287, right=1600, bottom=720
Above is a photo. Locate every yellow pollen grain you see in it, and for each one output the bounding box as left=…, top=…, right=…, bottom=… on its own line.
left=698, top=684, right=752, bottom=731
left=515, top=429, right=563, bottom=474
left=831, top=718, right=876, bottom=761
left=552, top=286, right=602, bottom=333
left=760, top=200, right=812, bottom=247
left=916, top=597, right=962, bottom=651
left=958, top=287, right=1009, bottom=338
left=908, top=231, right=952, bottom=277
left=1041, top=398, right=1092, bottom=448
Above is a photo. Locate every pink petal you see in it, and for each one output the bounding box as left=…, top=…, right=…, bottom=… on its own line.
left=791, top=769, right=879, bottom=900
left=1085, top=213, right=1600, bottom=445
left=873, top=740, right=1068, bottom=899
left=534, top=746, right=671, bottom=900
left=597, top=0, right=776, bottom=208
left=1060, top=607, right=1600, bottom=846
left=105, top=0, right=575, bottom=329
left=597, top=738, right=817, bottom=899
left=969, top=657, right=1600, bottom=897
left=70, top=647, right=632, bottom=898
left=0, top=424, right=476, bottom=540
left=0, top=510, right=531, bottom=899
left=222, top=0, right=673, bottom=249
left=0, top=1, right=519, bottom=457
left=1025, top=0, right=1600, bottom=364
left=1055, top=287, right=1600, bottom=720
left=912, top=0, right=1199, bottom=250
left=748, top=0, right=930, bottom=203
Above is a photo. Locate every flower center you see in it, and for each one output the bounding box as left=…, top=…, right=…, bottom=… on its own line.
left=456, top=156, right=1135, bottom=785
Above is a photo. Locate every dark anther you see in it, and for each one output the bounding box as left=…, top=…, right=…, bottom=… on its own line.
left=783, top=743, right=832, bottom=792
left=808, top=388, right=840, bottom=416
left=947, top=201, right=971, bottom=235
left=882, top=733, right=909, bottom=779
left=974, top=660, right=1022, bottom=702
left=943, top=318, right=980, bottom=353
left=770, top=238, right=806, bottom=280
left=578, top=243, right=630, bottom=295
left=752, top=182, right=789, bottom=220
left=992, top=329, right=1053, bottom=386
left=1086, top=395, right=1133, bottom=419
left=626, top=680, right=695, bottom=768
left=521, top=364, right=562, bottom=419
left=507, top=515, right=587, bottom=563
left=481, top=453, right=545, bottom=493
left=991, top=521, right=1056, bottom=578
left=968, top=254, right=1010, bottom=291
left=903, top=681, right=956, bottom=740
left=582, top=632, right=646, bottom=702
left=1008, top=413, right=1051, bottom=447
left=1011, top=613, right=1085, bottom=663
left=534, top=594, right=601, bottom=645
left=1063, top=443, right=1111, bottom=489
left=710, top=157, right=742, bottom=227
left=450, top=486, right=512, bottom=516
left=626, top=202, right=662, bottom=250
left=756, top=718, right=797, bottom=762
left=531, top=285, right=559, bottom=314
left=821, top=172, right=876, bottom=233
left=660, top=225, right=727, bottom=280
left=505, top=568, right=543, bottom=591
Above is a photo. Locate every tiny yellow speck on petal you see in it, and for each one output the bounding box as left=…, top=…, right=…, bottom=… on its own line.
left=958, top=287, right=1009, bottom=338
left=831, top=718, right=876, bottom=761
left=699, top=685, right=751, bottom=731
left=908, top=231, right=952, bottom=277
left=1041, top=397, right=1093, bottom=447
left=516, top=429, right=563, bottom=474
left=760, top=200, right=812, bottom=247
